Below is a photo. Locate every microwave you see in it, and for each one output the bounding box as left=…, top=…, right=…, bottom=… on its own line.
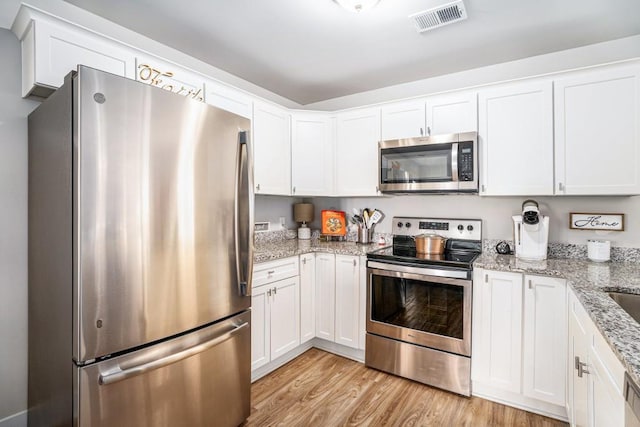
left=378, top=131, right=478, bottom=193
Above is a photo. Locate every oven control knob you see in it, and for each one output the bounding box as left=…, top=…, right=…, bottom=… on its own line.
left=397, top=222, right=403, bottom=228
left=467, top=225, right=474, bottom=231
left=457, top=225, right=464, bottom=231
left=405, top=222, right=412, bottom=228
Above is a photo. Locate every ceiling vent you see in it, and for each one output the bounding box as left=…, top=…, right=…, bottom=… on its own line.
left=409, top=0, right=468, bottom=33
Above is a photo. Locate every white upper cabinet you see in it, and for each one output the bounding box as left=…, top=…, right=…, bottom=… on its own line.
left=205, top=80, right=253, bottom=119
left=426, top=91, right=477, bottom=136
left=19, top=16, right=136, bottom=98
left=380, top=92, right=477, bottom=141
left=554, top=64, right=640, bottom=195
left=252, top=101, right=291, bottom=195
left=291, top=112, right=334, bottom=196
left=334, top=107, right=381, bottom=196
left=479, top=80, right=554, bottom=196
left=381, top=99, right=427, bottom=140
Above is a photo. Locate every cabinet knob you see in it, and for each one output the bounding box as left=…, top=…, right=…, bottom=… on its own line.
left=353, top=259, right=357, bottom=267
left=302, top=258, right=306, bottom=265
left=420, top=127, right=424, bottom=136
left=481, top=184, right=486, bottom=193
left=558, top=182, right=564, bottom=192
left=273, top=287, right=277, bottom=295
left=256, top=184, right=261, bottom=191
left=292, top=186, right=296, bottom=194
left=267, top=289, right=272, bottom=297
left=528, top=279, right=533, bottom=289
left=484, top=274, right=488, bottom=283
left=427, top=126, right=431, bottom=136
left=267, top=270, right=275, bottom=276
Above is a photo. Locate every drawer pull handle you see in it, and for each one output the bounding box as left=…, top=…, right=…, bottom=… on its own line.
left=267, top=270, right=275, bottom=275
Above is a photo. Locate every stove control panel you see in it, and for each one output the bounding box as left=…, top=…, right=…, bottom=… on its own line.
left=392, top=217, right=482, bottom=241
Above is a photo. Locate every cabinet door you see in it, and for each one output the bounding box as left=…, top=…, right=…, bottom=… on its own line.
left=472, top=269, right=523, bottom=393
left=335, top=108, right=381, bottom=196
left=299, top=254, right=316, bottom=344
left=269, top=277, right=300, bottom=360
left=24, top=18, right=136, bottom=97
left=291, top=113, right=334, bottom=196
left=568, top=288, right=591, bottom=427
left=380, top=100, right=426, bottom=140
left=315, top=253, right=336, bottom=341
left=358, top=256, right=367, bottom=350
left=426, top=92, right=477, bottom=135
left=522, top=275, right=567, bottom=406
left=334, top=255, right=360, bottom=349
left=478, top=81, right=554, bottom=195
left=251, top=285, right=270, bottom=370
left=554, top=64, right=640, bottom=195
left=253, top=101, right=291, bottom=195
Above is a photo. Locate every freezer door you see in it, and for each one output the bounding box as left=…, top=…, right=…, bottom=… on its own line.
left=74, top=67, right=253, bottom=361
left=76, top=311, right=250, bottom=427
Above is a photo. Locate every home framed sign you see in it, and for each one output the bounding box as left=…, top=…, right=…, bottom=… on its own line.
left=569, top=213, right=625, bottom=231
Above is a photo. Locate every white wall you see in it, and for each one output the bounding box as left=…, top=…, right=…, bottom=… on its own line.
left=338, top=195, right=640, bottom=247
left=0, top=28, right=39, bottom=422
left=255, top=195, right=342, bottom=231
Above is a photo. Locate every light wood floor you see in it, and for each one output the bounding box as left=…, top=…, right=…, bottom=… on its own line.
left=245, top=349, right=567, bottom=427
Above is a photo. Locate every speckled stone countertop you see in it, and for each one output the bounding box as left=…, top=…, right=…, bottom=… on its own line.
left=475, top=253, right=640, bottom=386
left=254, top=239, right=384, bottom=263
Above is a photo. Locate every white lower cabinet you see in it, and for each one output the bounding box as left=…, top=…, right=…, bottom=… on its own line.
left=334, top=255, right=360, bottom=348
left=251, top=258, right=300, bottom=371
left=315, top=253, right=336, bottom=341
left=523, top=274, right=567, bottom=406
left=567, top=288, right=625, bottom=427
left=472, top=269, right=567, bottom=418
left=315, top=253, right=364, bottom=350
left=299, top=254, right=316, bottom=344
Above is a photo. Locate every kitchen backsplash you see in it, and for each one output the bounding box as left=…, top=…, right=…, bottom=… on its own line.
left=483, top=239, right=640, bottom=263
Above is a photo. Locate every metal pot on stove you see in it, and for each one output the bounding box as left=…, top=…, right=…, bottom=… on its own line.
left=414, top=233, right=447, bottom=254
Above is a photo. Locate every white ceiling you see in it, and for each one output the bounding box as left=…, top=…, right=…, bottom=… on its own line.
left=47, top=0, right=640, bottom=105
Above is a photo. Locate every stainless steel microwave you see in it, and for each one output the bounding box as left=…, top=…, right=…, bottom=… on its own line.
left=378, top=131, right=478, bottom=193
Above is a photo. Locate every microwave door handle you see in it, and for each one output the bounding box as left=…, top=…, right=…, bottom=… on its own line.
left=451, top=142, right=459, bottom=182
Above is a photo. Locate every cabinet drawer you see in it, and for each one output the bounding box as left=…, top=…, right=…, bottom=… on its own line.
left=253, top=256, right=299, bottom=288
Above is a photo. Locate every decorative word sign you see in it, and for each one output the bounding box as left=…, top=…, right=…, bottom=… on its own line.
left=137, top=63, right=204, bottom=102
left=569, top=213, right=624, bottom=231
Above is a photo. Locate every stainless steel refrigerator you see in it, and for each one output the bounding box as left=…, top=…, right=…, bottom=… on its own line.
left=28, top=66, right=254, bottom=426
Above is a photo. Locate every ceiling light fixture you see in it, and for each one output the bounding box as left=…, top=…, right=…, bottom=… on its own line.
left=334, top=0, right=381, bottom=13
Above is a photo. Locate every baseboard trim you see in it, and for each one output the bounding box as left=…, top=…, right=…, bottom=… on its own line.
left=311, top=338, right=365, bottom=363
left=0, top=410, right=27, bottom=427
left=472, top=383, right=568, bottom=422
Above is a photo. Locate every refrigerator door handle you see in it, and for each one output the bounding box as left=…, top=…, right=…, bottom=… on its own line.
left=98, top=322, right=249, bottom=386
left=235, top=130, right=254, bottom=296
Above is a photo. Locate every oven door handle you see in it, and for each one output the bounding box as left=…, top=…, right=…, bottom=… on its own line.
left=367, top=261, right=471, bottom=283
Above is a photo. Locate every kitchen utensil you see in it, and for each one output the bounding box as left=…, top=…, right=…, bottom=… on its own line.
left=369, top=210, right=383, bottom=226
left=415, top=234, right=447, bottom=254
left=363, top=210, right=370, bottom=228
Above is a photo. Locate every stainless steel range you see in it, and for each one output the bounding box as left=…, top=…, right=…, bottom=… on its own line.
left=365, top=217, right=482, bottom=396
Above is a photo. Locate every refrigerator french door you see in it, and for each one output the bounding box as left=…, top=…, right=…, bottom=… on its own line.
left=28, top=66, right=253, bottom=426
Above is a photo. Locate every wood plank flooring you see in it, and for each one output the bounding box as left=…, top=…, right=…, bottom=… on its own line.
left=245, top=349, right=567, bottom=427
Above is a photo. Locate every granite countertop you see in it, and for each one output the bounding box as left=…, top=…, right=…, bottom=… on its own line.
left=475, top=253, right=640, bottom=387
left=254, top=239, right=384, bottom=263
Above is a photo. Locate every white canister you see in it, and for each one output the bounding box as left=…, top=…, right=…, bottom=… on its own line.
left=587, top=240, right=611, bottom=262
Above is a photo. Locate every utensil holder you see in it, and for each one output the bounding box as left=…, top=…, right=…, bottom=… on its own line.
left=357, top=226, right=374, bottom=244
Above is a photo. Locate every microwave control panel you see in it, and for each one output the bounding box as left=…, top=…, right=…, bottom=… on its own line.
left=458, top=142, right=474, bottom=181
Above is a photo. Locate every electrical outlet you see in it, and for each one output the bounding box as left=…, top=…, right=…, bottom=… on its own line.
left=279, top=217, right=286, bottom=228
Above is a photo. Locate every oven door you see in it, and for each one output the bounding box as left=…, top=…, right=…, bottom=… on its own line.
left=366, top=261, right=471, bottom=356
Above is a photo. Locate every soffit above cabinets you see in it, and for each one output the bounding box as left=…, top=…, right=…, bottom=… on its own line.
left=55, top=0, right=640, bottom=105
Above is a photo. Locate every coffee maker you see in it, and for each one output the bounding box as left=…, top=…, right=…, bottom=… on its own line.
left=512, top=199, right=549, bottom=261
